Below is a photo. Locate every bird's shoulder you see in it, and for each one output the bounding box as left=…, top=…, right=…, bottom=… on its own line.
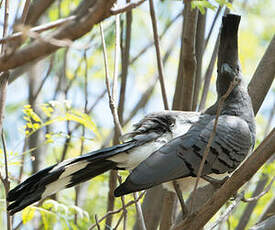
left=121, top=111, right=201, bottom=143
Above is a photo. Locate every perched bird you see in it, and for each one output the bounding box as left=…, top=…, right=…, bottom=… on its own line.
left=7, top=14, right=255, bottom=215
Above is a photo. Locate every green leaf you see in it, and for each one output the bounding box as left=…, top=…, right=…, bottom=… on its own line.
left=215, top=0, right=232, bottom=9
left=192, top=0, right=216, bottom=14
left=22, top=206, right=35, bottom=224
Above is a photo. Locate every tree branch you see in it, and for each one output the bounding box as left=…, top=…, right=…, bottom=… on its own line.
left=179, top=1, right=198, bottom=111
left=149, top=0, right=169, bottom=110
left=118, top=0, right=132, bottom=123
left=248, top=35, right=275, bottom=114
left=192, top=11, right=206, bottom=110
left=0, top=0, right=117, bottom=72
left=249, top=216, right=275, bottom=230
left=110, top=0, right=146, bottom=15
left=0, top=16, right=77, bottom=44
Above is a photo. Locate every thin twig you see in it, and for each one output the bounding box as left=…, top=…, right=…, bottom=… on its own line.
left=88, top=192, right=146, bottom=230
left=1, top=132, right=11, bottom=230
left=149, top=0, right=169, bottom=110
left=75, top=50, right=89, bottom=225
left=113, top=13, right=120, bottom=111
left=1, top=0, right=9, bottom=54
left=32, top=55, right=54, bottom=102
left=130, top=11, right=181, bottom=65
left=199, top=36, right=220, bottom=111
left=235, top=174, right=268, bottom=230
left=173, top=181, right=188, bottom=219
left=110, top=0, right=146, bottom=15
left=118, top=2, right=132, bottom=123
left=100, top=21, right=123, bottom=229
left=264, top=98, right=275, bottom=137
left=117, top=174, right=128, bottom=230
left=99, top=23, right=123, bottom=136
left=0, top=2, right=10, bottom=228
left=209, top=191, right=244, bottom=230
left=0, top=16, right=76, bottom=44
left=133, top=192, right=147, bottom=230
left=113, top=213, right=124, bottom=230
left=204, top=6, right=222, bottom=50
left=190, top=77, right=240, bottom=212
left=20, top=0, right=31, bottom=24
left=242, top=177, right=275, bottom=203
left=95, top=214, right=101, bottom=230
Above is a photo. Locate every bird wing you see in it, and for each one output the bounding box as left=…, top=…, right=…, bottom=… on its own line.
left=114, top=114, right=252, bottom=196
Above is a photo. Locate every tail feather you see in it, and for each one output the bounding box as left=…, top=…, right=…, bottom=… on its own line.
left=7, top=141, right=136, bottom=214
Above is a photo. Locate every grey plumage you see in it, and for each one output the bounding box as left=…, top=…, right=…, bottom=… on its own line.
left=114, top=14, right=255, bottom=196
left=7, top=14, right=255, bottom=214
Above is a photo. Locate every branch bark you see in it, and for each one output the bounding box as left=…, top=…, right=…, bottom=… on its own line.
left=258, top=196, right=275, bottom=222
left=118, top=0, right=132, bottom=123
left=179, top=1, right=198, bottom=111
left=149, top=0, right=169, bottom=110
left=192, top=11, right=206, bottom=110
left=249, top=216, right=275, bottom=230
left=248, top=35, right=275, bottom=114
left=173, top=1, right=198, bottom=111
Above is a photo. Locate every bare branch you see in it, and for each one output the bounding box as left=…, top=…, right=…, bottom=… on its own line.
left=160, top=192, right=177, bottom=230
left=264, top=100, right=275, bottom=137
left=19, top=0, right=31, bottom=24
left=25, top=0, right=55, bottom=26
left=209, top=191, right=244, bottom=230
left=117, top=175, right=128, bottom=230
left=32, top=55, right=54, bottom=102
left=133, top=192, right=147, bottom=230
left=258, top=196, right=275, bottom=222
left=110, top=0, right=146, bottom=15
left=1, top=132, right=11, bottom=230
left=118, top=2, right=132, bottom=123
left=248, top=35, right=275, bottom=114
left=100, top=23, right=123, bottom=136
left=0, top=16, right=76, bottom=44
left=199, top=37, right=219, bottom=111
left=173, top=1, right=198, bottom=111
left=235, top=174, right=269, bottom=230
left=249, top=216, right=275, bottom=230
left=112, top=13, right=121, bottom=107
left=133, top=185, right=165, bottom=230
left=95, top=214, right=101, bottom=230
left=192, top=11, right=206, bottom=110
left=0, top=0, right=117, bottom=72
left=149, top=0, right=169, bottom=110
left=204, top=6, right=222, bottom=50
left=130, top=11, right=181, bottom=65
left=88, top=192, right=145, bottom=230
left=242, top=177, right=274, bottom=203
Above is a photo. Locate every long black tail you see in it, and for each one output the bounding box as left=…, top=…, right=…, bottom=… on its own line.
left=7, top=141, right=136, bottom=214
